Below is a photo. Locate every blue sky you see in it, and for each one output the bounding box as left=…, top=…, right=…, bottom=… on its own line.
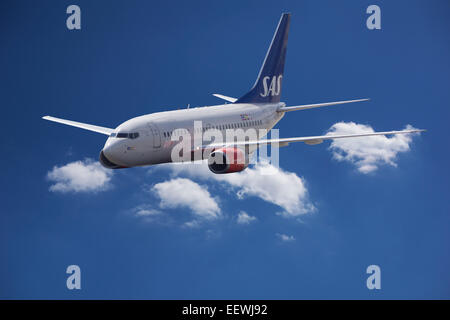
left=1, top=0, right=449, bottom=299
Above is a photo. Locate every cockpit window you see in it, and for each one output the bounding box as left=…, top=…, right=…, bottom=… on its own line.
left=129, top=132, right=139, bottom=139
left=111, top=132, right=140, bottom=139
left=116, top=133, right=128, bottom=138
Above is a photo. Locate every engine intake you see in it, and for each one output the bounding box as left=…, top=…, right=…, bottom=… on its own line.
left=208, top=147, right=248, bottom=174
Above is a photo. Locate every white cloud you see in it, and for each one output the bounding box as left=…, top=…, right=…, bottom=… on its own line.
left=152, top=178, right=221, bottom=220
left=47, top=159, right=113, bottom=193
left=183, top=220, right=201, bottom=228
left=135, top=208, right=161, bottom=216
left=276, top=233, right=295, bottom=242
left=217, top=164, right=315, bottom=217
left=129, top=205, right=163, bottom=224
left=163, top=161, right=315, bottom=217
left=327, top=122, right=420, bottom=174
left=237, top=211, right=257, bottom=225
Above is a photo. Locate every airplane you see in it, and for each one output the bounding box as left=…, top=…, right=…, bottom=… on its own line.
left=43, top=13, right=424, bottom=174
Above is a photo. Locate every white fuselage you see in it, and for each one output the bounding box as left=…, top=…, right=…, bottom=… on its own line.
left=101, top=102, right=285, bottom=168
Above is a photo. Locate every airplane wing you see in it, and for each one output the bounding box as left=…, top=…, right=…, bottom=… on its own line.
left=42, top=116, right=114, bottom=135
left=212, top=94, right=237, bottom=103
left=278, top=98, right=370, bottom=113
left=206, top=128, right=425, bottom=148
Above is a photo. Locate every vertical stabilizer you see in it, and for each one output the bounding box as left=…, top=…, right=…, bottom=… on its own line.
left=235, top=13, right=291, bottom=104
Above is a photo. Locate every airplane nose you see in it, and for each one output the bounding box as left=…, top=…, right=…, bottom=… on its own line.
left=99, top=143, right=125, bottom=169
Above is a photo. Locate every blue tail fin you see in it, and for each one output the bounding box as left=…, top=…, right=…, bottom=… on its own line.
left=235, top=13, right=291, bottom=104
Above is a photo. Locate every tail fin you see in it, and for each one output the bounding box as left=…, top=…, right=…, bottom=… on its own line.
left=235, top=13, right=291, bottom=104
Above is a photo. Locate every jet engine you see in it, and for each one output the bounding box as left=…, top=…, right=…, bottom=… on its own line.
left=207, top=147, right=248, bottom=174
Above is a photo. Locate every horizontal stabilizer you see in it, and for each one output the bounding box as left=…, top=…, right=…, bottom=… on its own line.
left=278, top=98, right=370, bottom=113
left=212, top=94, right=237, bottom=103
left=42, top=116, right=114, bottom=135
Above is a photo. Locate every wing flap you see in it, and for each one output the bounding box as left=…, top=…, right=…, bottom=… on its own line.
left=304, top=139, right=323, bottom=145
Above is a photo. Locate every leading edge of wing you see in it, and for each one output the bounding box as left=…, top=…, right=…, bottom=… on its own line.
left=42, top=116, right=114, bottom=135
left=207, top=128, right=426, bottom=148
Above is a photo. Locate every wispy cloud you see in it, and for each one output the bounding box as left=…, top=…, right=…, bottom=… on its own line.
left=129, top=205, right=164, bottom=224
left=183, top=220, right=201, bottom=228
left=152, top=178, right=221, bottom=220
left=47, top=159, right=113, bottom=193
left=135, top=208, right=162, bottom=217
left=164, top=162, right=315, bottom=217
left=327, top=122, right=421, bottom=174
left=237, top=211, right=257, bottom=225
left=276, top=233, right=295, bottom=242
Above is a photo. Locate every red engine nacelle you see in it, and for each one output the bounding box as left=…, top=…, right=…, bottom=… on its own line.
left=207, top=147, right=248, bottom=174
